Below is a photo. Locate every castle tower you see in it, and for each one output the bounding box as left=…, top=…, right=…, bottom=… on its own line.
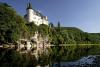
left=26, top=2, right=34, bottom=22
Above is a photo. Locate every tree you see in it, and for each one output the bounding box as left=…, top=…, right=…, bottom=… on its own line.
left=0, top=3, right=28, bottom=44
left=26, top=22, right=37, bottom=37
left=38, top=24, right=49, bottom=37
left=57, top=21, right=61, bottom=33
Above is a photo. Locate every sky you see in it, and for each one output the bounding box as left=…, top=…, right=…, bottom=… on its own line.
left=0, top=0, right=100, bottom=33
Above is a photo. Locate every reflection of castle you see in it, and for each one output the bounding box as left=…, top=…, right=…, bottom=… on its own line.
left=24, top=2, right=49, bottom=26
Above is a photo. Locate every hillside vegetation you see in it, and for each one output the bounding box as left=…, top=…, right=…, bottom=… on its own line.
left=0, top=3, right=28, bottom=44
left=0, top=3, right=100, bottom=45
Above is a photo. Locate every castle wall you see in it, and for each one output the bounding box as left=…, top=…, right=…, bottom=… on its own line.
left=27, top=9, right=34, bottom=22
left=26, top=8, right=48, bottom=25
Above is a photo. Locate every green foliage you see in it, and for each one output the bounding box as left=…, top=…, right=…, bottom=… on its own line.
left=50, top=26, right=100, bottom=44
left=38, top=24, right=49, bottom=37
left=1, top=2, right=100, bottom=45
left=0, top=3, right=28, bottom=44
left=26, top=22, right=37, bottom=37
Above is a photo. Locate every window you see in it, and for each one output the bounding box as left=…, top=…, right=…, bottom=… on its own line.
left=34, top=17, right=36, bottom=19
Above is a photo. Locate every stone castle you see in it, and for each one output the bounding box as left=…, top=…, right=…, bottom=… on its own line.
left=15, top=2, right=50, bottom=56
left=24, top=2, right=49, bottom=26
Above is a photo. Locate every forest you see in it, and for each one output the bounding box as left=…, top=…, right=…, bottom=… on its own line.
left=0, top=2, right=100, bottom=45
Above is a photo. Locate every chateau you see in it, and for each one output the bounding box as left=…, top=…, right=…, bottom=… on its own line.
left=24, top=3, right=49, bottom=25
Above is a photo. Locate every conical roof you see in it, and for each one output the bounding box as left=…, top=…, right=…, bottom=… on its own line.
left=27, top=2, right=33, bottom=9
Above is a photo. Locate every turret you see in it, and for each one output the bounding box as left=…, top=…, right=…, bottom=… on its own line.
left=27, top=2, right=32, bottom=10
left=26, top=2, right=34, bottom=22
